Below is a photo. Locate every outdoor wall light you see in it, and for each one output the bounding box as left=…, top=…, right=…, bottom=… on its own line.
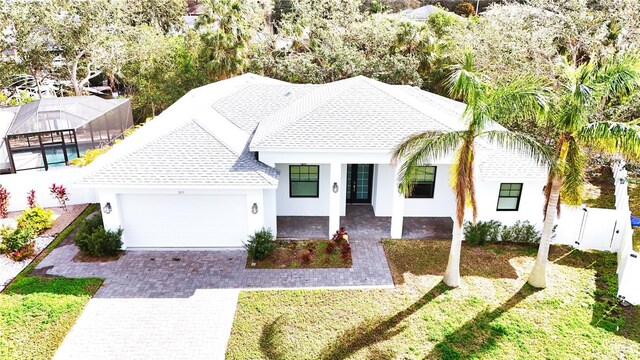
left=103, top=202, right=112, bottom=214
left=333, top=182, right=339, bottom=193
left=251, top=203, right=259, bottom=214
left=619, top=177, right=628, bottom=184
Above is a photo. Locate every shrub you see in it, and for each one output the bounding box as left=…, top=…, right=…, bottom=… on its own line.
left=244, top=227, right=276, bottom=260
left=454, top=1, right=476, bottom=17
left=27, top=189, right=36, bottom=208
left=464, top=220, right=502, bottom=246
left=501, top=221, right=541, bottom=244
left=70, top=146, right=110, bottom=167
left=49, top=183, right=69, bottom=211
left=74, top=213, right=123, bottom=257
left=332, top=227, right=348, bottom=245
left=0, top=225, right=36, bottom=254
left=301, top=250, right=312, bottom=263
left=9, top=242, right=35, bottom=261
left=341, top=242, right=351, bottom=261
left=0, top=185, right=9, bottom=218
left=16, top=206, right=54, bottom=235
left=325, top=240, right=336, bottom=254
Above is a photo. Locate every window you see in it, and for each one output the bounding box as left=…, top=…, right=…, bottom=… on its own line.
left=406, top=166, right=437, bottom=198
left=289, top=165, right=319, bottom=197
left=497, top=183, right=522, bottom=211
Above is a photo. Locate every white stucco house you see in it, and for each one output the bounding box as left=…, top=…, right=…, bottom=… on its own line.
left=77, top=73, right=547, bottom=249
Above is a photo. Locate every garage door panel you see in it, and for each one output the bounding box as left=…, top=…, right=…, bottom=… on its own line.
left=118, top=194, right=247, bottom=248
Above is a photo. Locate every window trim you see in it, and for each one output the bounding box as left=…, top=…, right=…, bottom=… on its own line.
left=496, top=183, right=523, bottom=211
left=289, top=165, right=320, bottom=198
left=406, top=166, right=437, bottom=199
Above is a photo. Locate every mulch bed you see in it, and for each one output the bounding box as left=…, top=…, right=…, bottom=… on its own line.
left=247, top=239, right=352, bottom=269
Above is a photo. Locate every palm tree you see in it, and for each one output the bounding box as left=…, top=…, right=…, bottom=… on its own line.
left=528, top=55, right=640, bottom=288
left=393, top=52, right=552, bottom=287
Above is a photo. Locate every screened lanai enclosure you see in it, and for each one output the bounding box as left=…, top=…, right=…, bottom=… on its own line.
left=0, top=96, right=133, bottom=173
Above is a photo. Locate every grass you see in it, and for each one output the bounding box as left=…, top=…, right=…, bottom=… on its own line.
left=227, top=240, right=640, bottom=359
left=584, top=164, right=616, bottom=209
left=247, top=240, right=352, bottom=269
left=0, top=204, right=102, bottom=360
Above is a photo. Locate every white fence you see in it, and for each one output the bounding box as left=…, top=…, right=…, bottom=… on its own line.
left=0, top=167, right=96, bottom=211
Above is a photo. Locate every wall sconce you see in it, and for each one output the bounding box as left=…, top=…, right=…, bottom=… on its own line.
left=619, top=177, right=628, bottom=184
left=251, top=203, right=258, bottom=214
left=332, top=182, right=339, bottom=193
left=103, top=202, right=112, bottom=214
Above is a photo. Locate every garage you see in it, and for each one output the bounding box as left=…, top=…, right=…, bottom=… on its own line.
left=118, top=194, right=248, bottom=248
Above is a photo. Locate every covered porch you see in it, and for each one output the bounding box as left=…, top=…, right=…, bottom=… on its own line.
left=276, top=205, right=453, bottom=240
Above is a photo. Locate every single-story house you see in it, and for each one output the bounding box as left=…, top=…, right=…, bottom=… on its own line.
left=78, top=74, right=547, bottom=249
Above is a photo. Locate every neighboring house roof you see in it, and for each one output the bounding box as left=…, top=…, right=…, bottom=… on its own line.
left=80, top=73, right=547, bottom=187
left=401, top=5, right=440, bottom=20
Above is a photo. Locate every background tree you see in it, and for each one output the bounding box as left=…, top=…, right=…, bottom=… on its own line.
left=393, top=52, right=551, bottom=287
left=126, top=0, right=187, bottom=33
left=528, top=55, right=640, bottom=288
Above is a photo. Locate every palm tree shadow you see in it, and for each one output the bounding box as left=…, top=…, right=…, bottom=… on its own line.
left=260, top=315, right=289, bottom=360
left=549, top=246, right=640, bottom=343
left=318, top=281, right=452, bottom=360
left=424, top=284, right=541, bottom=359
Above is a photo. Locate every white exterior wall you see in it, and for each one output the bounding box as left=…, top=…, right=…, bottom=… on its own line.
left=96, top=187, right=270, bottom=249
left=0, top=167, right=97, bottom=211
left=474, top=179, right=547, bottom=227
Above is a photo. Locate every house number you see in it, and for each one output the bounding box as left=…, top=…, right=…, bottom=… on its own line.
left=178, top=190, right=185, bottom=194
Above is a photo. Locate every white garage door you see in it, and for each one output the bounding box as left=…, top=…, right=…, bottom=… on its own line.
left=118, top=194, right=248, bottom=248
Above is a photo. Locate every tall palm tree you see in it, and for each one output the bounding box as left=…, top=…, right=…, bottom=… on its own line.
left=528, top=55, right=640, bottom=288
left=393, top=52, right=552, bottom=287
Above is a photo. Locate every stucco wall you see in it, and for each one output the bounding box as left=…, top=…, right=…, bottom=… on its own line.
left=474, top=179, right=547, bottom=227
left=274, top=163, right=343, bottom=216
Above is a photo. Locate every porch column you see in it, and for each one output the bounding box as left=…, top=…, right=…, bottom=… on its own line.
left=390, top=166, right=405, bottom=238
left=328, top=162, right=342, bottom=238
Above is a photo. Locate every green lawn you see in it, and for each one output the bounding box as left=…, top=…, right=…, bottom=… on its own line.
left=227, top=240, right=640, bottom=359
left=0, top=204, right=102, bottom=360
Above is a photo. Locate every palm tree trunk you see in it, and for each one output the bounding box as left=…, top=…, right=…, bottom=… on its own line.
left=528, top=175, right=562, bottom=288
left=443, top=217, right=464, bottom=287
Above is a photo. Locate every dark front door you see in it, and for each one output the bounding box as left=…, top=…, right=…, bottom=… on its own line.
left=346, top=164, right=374, bottom=204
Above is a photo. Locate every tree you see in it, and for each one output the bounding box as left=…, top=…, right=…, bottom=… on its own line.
left=393, top=52, right=551, bottom=287
left=528, top=55, right=640, bottom=288
left=195, top=0, right=253, bottom=81
left=126, top=0, right=187, bottom=33
left=454, top=2, right=476, bottom=17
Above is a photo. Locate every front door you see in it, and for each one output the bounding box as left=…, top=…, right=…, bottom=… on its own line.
left=346, top=164, right=374, bottom=204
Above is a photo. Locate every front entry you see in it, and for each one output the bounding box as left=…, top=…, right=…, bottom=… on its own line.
left=346, top=164, right=374, bottom=204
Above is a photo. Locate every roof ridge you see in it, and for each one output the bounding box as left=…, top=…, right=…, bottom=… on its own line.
left=190, top=119, right=242, bottom=157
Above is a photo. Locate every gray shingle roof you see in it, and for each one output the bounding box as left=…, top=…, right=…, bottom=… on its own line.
left=82, top=120, right=278, bottom=187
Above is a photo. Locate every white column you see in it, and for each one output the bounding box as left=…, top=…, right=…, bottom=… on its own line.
left=98, top=190, right=126, bottom=249
left=390, top=166, right=405, bottom=238
left=263, top=189, right=278, bottom=235
left=328, top=162, right=342, bottom=238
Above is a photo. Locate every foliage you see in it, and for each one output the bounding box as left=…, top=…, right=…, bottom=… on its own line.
left=244, top=227, right=276, bottom=260
left=325, top=240, right=336, bottom=254
left=26, top=190, right=36, bottom=208
left=70, top=147, right=111, bottom=167
left=49, top=183, right=69, bottom=211
left=463, top=220, right=501, bottom=245
left=8, top=241, right=35, bottom=261
left=454, top=1, right=475, bottom=17
left=74, top=213, right=123, bottom=257
left=501, top=220, right=541, bottom=243
left=0, top=185, right=9, bottom=218
left=16, top=206, right=54, bottom=235
left=126, top=0, right=187, bottom=33
left=0, top=225, right=36, bottom=254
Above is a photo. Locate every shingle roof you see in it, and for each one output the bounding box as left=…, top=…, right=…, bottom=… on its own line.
left=82, top=120, right=278, bottom=187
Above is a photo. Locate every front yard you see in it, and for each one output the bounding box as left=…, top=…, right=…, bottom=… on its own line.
left=227, top=240, right=640, bottom=359
left=0, top=205, right=102, bottom=360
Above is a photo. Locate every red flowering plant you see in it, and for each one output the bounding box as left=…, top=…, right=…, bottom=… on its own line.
left=9, top=242, right=35, bottom=261
left=0, top=185, right=9, bottom=218
left=50, top=183, right=69, bottom=211
left=27, top=189, right=37, bottom=208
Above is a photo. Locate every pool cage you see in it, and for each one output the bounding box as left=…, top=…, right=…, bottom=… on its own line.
left=0, top=96, right=133, bottom=173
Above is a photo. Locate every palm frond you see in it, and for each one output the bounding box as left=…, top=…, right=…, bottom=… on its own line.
left=445, top=50, right=485, bottom=106
left=560, top=138, right=585, bottom=206
left=482, top=130, right=554, bottom=167
left=577, top=121, right=640, bottom=160
left=392, top=130, right=464, bottom=196
left=595, top=54, right=640, bottom=101
left=487, top=76, right=550, bottom=125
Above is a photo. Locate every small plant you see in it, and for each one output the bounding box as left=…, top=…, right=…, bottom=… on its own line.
left=16, top=206, right=54, bottom=235
left=454, top=1, right=476, bottom=17
left=501, top=221, right=541, bottom=244
left=49, top=183, right=69, bottom=211
left=332, top=227, right=349, bottom=245
left=70, top=146, right=110, bottom=167
left=325, top=240, right=336, bottom=254
left=340, top=242, right=351, bottom=261
left=74, top=213, right=123, bottom=257
left=0, top=185, right=9, bottom=218
left=244, top=227, right=276, bottom=260
left=301, top=250, right=312, bottom=263
left=0, top=225, right=36, bottom=254
left=27, top=189, right=36, bottom=208
left=464, top=220, right=502, bottom=246
left=8, top=242, right=35, bottom=261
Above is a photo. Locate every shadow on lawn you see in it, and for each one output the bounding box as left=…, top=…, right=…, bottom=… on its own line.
left=316, top=281, right=452, bottom=360
left=424, top=284, right=541, bottom=359
left=550, top=246, right=640, bottom=343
